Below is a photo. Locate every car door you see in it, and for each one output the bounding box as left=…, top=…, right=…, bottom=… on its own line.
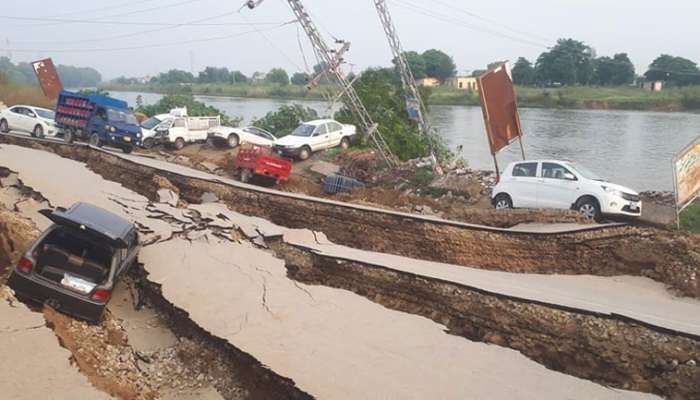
left=8, top=107, right=30, bottom=132
left=310, top=124, right=328, bottom=151
left=170, top=118, right=188, bottom=142
left=326, top=121, right=344, bottom=148
left=249, top=127, right=275, bottom=146
left=537, top=162, right=580, bottom=209
left=507, top=162, right=540, bottom=208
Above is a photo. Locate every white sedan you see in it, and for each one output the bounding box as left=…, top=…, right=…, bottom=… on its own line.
left=272, top=119, right=357, bottom=160
left=0, top=105, right=58, bottom=138
left=207, top=126, right=276, bottom=148
left=491, top=159, right=642, bottom=220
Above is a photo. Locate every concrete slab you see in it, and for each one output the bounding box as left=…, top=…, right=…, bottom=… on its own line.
left=140, top=238, right=657, bottom=400
left=0, top=295, right=112, bottom=399
left=309, top=160, right=340, bottom=177
left=285, top=229, right=700, bottom=338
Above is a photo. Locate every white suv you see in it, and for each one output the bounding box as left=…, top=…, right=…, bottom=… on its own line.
left=491, top=160, right=642, bottom=220
left=272, top=119, right=356, bottom=160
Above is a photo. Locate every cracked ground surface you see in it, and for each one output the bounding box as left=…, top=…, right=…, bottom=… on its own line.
left=0, top=143, right=688, bottom=399
left=0, top=289, right=111, bottom=399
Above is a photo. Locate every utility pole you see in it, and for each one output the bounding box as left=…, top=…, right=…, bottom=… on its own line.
left=244, top=0, right=397, bottom=167
left=373, top=0, right=442, bottom=174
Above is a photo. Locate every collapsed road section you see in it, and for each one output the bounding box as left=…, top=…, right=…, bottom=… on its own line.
left=1, top=134, right=698, bottom=299
left=0, top=141, right=698, bottom=399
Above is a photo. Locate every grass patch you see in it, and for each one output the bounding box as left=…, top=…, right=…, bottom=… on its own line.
left=680, top=202, right=700, bottom=234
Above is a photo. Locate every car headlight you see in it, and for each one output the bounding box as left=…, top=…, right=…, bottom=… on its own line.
left=137, top=133, right=142, bottom=138
left=106, top=125, right=116, bottom=133
left=601, top=186, right=623, bottom=198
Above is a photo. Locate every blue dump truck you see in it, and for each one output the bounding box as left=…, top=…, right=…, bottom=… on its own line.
left=55, top=90, right=142, bottom=153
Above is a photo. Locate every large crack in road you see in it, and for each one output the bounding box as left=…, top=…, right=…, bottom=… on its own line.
left=2, top=134, right=697, bottom=299
left=0, top=141, right=698, bottom=399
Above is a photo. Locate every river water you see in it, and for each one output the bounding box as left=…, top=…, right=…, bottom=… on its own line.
left=112, top=91, right=700, bottom=191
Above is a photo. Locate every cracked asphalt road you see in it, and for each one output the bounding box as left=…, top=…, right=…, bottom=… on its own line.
left=0, top=142, right=673, bottom=399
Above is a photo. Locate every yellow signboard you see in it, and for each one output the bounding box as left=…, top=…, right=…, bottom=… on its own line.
left=674, top=136, right=700, bottom=209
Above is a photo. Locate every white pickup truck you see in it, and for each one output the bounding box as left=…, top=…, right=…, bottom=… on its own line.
left=140, top=107, right=220, bottom=149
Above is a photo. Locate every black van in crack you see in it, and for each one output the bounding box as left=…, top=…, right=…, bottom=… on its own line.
left=8, top=202, right=139, bottom=322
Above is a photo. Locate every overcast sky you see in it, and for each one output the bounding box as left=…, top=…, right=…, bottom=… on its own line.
left=1, top=0, right=698, bottom=80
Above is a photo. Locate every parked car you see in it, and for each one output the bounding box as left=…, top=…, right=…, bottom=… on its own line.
left=273, top=119, right=356, bottom=160
left=55, top=90, right=142, bottom=153
left=0, top=105, right=59, bottom=138
left=8, top=202, right=140, bottom=322
left=207, top=126, right=276, bottom=148
left=141, top=107, right=220, bottom=150
left=491, top=160, right=642, bottom=220
left=139, top=113, right=172, bottom=149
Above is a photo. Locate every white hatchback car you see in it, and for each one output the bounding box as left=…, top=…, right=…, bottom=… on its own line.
left=491, top=160, right=642, bottom=220
left=0, top=105, right=58, bottom=138
left=207, top=126, right=276, bottom=148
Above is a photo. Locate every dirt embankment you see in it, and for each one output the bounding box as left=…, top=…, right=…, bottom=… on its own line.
left=2, top=136, right=698, bottom=298
left=0, top=206, right=39, bottom=280
left=274, top=241, right=700, bottom=400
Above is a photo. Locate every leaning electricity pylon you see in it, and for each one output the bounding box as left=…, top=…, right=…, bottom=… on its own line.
left=244, top=0, right=397, bottom=167
left=373, top=0, right=443, bottom=175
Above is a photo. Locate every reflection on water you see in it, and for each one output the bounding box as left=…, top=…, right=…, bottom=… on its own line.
left=113, top=91, right=700, bottom=190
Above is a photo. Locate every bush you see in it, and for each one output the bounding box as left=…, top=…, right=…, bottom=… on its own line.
left=334, top=68, right=450, bottom=161
left=252, top=104, right=319, bottom=137
left=136, top=95, right=241, bottom=126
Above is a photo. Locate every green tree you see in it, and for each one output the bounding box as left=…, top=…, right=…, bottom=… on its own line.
left=645, top=55, right=700, bottom=86
left=231, top=70, right=248, bottom=84
left=252, top=104, right=319, bottom=137
left=266, top=68, right=290, bottom=85
left=198, top=66, right=231, bottom=84
left=395, top=51, right=426, bottom=80
left=334, top=68, right=448, bottom=161
left=56, top=64, right=102, bottom=87
left=422, top=49, right=456, bottom=81
left=152, top=69, right=195, bottom=84
left=595, top=53, right=635, bottom=86
left=512, top=57, right=535, bottom=85
left=136, top=95, right=241, bottom=126
left=535, top=39, right=595, bottom=86
left=487, top=61, right=507, bottom=71
left=290, top=72, right=309, bottom=85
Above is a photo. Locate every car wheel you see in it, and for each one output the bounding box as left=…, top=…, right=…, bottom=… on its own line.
left=142, top=137, right=155, bottom=149
left=576, top=197, right=601, bottom=221
left=227, top=134, right=240, bottom=148
left=298, top=146, right=311, bottom=161
left=89, top=133, right=102, bottom=147
left=174, top=137, right=185, bottom=150
left=494, top=193, right=513, bottom=209
left=33, top=125, right=44, bottom=138
left=0, top=119, right=8, bottom=133
left=122, top=146, right=133, bottom=154
left=340, top=137, right=350, bottom=150
left=64, top=129, right=74, bottom=144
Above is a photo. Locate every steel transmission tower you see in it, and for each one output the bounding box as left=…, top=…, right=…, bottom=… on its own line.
left=373, top=0, right=442, bottom=174
left=245, top=0, right=397, bottom=166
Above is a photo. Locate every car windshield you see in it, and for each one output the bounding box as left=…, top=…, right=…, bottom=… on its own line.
left=141, top=117, right=162, bottom=130
left=567, top=162, right=604, bottom=181
left=107, top=108, right=138, bottom=125
left=35, top=109, right=55, bottom=120
left=291, top=124, right=315, bottom=137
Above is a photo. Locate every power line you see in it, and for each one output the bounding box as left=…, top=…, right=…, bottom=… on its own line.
left=9, top=11, right=284, bottom=45
left=0, top=23, right=290, bottom=54
left=9, top=0, right=207, bottom=29
left=429, top=0, right=554, bottom=43
left=389, top=0, right=550, bottom=49
left=0, top=14, right=282, bottom=27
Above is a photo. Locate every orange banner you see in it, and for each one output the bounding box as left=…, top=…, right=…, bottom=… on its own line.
left=477, top=64, right=523, bottom=155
